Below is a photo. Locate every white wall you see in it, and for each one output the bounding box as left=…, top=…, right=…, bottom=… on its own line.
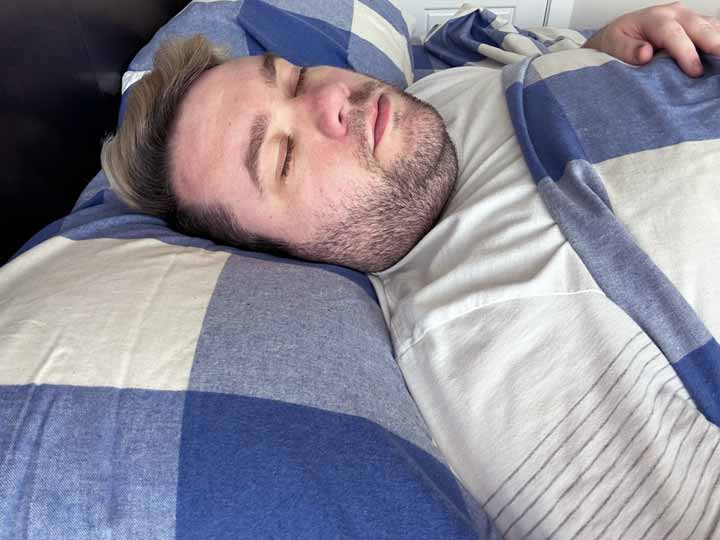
left=570, top=0, right=719, bottom=29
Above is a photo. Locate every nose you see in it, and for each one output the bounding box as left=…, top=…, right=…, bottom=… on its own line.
left=300, top=81, right=351, bottom=139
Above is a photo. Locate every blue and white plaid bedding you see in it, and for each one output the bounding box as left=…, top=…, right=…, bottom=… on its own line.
left=503, top=51, right=720, bottom=424
left=371, top=6, right=720, bottom=539
left=411, top=4, right=591, bottom=79
left=0, top=2, right=499, bottom=538
left=3, top=1, right=719, bottom=538
left=417, top=2, right=720, bottom=429
left=119, top=0, right=414, bottom=97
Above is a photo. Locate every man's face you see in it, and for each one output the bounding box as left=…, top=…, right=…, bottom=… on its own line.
left=170, top=53, right=457, bottom=270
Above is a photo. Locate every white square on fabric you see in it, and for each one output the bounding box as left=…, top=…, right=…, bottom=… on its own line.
left=596, top=139, right=720, bottom=338
left=0, top=236, right=229, bottom=391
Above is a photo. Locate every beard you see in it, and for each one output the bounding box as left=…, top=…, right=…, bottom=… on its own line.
left=293, top=81, right=459, bottom=273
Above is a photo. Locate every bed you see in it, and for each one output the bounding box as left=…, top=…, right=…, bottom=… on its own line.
left=1, top=1, right=719, bottom=538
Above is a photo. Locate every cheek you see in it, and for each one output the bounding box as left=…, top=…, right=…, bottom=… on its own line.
left=293, top=161, right=358, bottom=220
left=290, top=133, right=373, bottom=223
left=300, top=142, right=357, bottom=192
left=241, top=197, right=287, bottom=238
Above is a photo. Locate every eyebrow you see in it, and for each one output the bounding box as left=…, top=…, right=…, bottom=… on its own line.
left=242, top=53, right=280, bottom=194
left=244, top=113, right=269, bottom=194
left=261, top=52, right=278, bottom=88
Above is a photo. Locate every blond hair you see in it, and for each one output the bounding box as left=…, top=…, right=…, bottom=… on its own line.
left=101, top=34, right=226, bottom=215
left=100, top=35, right=290, bottom=254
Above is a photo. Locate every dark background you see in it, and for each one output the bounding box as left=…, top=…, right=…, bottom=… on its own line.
left=0, top=0, right=191, bottom=265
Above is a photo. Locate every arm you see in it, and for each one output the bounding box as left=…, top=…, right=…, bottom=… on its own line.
left=583, top=2, right=720, bottom=77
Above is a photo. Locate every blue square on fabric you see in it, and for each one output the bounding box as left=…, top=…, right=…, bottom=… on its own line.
left=239, top=0, right=353, bottom=66
left=0, top=385, right=185, bottom=539
left=175, top=391, right=479, bottom=539
left=261, top=0, right=354, bottom=31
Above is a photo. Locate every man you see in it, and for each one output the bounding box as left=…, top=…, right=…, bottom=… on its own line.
left=101, top=2, right=720, bottom=273
left=97, top=7, right=720, bottom=534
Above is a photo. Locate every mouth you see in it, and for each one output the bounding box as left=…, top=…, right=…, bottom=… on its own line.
left=372, top=94, right=391, bottom=154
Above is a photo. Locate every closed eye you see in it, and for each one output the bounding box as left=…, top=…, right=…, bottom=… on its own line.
left=295, top=66, right=307, bottom=96
left=276, top=67, right=307, bottom=181
left=280, top=136, right=294, bottom=179
left=279, top=67, right=305, bottom=179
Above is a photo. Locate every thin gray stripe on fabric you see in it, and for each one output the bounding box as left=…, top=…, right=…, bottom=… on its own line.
left=684, top=450, right=720, bottom=540
left=621, top=413, right=702, bottom=537
left=571, top=393, right=688, bottom=539
left=703, top=491, right=720, bottom=540
left=492, top=336, right=652, bottom=522
left=649, top=424, right=714, bottom=540
left=539, top=164, right=712, bottom=363
left=668, top=435, right=720, bottom=539
left=566, top=382, right=685, bottom=540
left=484, top=332, right=645, bottom=508
left=517, top=354, right=665, bottom=539
left=546, top=368, right=677, bottom=539
left=486, top=333, right=647, bottom=510
left=596, top=402, right=692, bottom=537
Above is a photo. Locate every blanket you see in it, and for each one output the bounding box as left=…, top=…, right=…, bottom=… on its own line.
left=504, top=50, right=720, bottom=423
left=371, top=5, right=720, bottom=539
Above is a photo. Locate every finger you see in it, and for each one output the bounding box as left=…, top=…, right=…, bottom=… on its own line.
left=597, top=27, right=655, bottom=65
left=647, top=19, right=703, bottom=76
left=634, top=41, right=655, bottom=64
left=684, top=16, right=720, bottom=57
left=615, top=33, right=655, bottom=64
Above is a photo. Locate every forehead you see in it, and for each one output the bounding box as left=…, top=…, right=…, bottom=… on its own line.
left=170, top=55, right=268, bottom=204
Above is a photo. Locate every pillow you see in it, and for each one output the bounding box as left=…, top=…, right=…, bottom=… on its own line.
left=0, top=202, right=492, bottom=537
left=120, top=0, right=415, bottom=97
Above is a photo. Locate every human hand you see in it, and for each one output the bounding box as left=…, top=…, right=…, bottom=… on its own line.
left=582, top=2, right=720, bottom=77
